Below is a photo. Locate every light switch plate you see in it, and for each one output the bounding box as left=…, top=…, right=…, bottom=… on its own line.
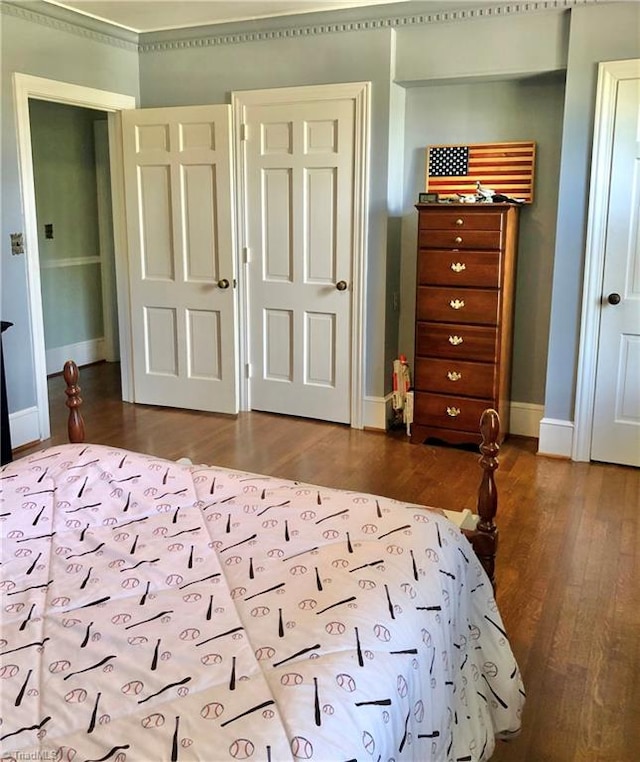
left=10, top=232, right=24, bottom=255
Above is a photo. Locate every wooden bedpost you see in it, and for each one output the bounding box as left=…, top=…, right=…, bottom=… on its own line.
left=63, top=360, right=85, bottom=444
left=465, top=409, right=500, bottom=588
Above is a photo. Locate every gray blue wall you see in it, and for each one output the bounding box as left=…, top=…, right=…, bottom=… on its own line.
left=399, top=74, right=566, bottom=405
left=1, top=0, right=639, bottom=435
left=545, top=2, right=640, bottom=420
left=139, top=26, right=395, bottom=398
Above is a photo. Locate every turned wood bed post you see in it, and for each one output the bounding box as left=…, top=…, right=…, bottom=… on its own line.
left=467, top=408, right=500, bottom=588
left=63, top=360, right=85, bottom=444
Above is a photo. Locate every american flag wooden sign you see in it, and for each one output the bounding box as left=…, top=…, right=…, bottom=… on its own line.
left=425, top=141, right=536, bottom=203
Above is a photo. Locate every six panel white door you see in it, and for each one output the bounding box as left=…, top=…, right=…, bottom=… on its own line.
left=243, top=99, right=355, bottom=423
left=591, top=77, right=640, bottom=467
left=121, top=106, right=238, bottom=414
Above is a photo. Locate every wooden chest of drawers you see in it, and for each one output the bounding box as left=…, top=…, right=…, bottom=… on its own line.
left=411, top=204, right=520, bottom=445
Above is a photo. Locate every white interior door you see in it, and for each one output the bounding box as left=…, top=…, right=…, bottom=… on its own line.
left=121, top=105, right=238, bottom=414
left=591, top=75, right=640, bottom=467
left=241, top=94, right=357, bottom=424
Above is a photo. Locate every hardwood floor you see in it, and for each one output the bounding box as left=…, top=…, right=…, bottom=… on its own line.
left=17, top=362, right=640, bottom=761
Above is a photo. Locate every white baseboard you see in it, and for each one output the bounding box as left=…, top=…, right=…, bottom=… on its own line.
left=538, top=417, right=574, bottom=458
left=9, top=406, right=40, bottom=449
left=46, top=338, right=105, bottom=376
left=362, top=394, right=392, bottom=430
left=509, top=401, right=543, bottom=439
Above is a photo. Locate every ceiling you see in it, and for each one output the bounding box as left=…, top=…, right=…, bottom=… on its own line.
left=43, top=0, right=419, bottom=33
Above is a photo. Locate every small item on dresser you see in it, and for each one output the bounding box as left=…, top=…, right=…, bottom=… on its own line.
left=492, top=192, right=525, bottom=204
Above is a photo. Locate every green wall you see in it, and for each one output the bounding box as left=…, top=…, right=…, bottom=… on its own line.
left=30, top=100, right=105, bottom=349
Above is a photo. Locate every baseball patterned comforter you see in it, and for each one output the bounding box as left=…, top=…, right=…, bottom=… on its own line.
left=1, top=444, right=524, bottom=762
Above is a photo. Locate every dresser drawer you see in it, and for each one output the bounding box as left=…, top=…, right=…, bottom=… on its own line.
left=413, top=392, right=491, bottom=433
left=417, top=249, right=500, bottom=288
left=419, top=211, right=503, bottom=231
left=416, top=323, right=499, bottom=363
left=414, top=358, right=496, bottom=398
left=418, top=229, right=502, bottom=251
left=416, top=287, right=499, bottom=325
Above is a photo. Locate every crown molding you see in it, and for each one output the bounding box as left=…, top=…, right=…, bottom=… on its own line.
left=0, top=1, right=139, bottom=51
left=138, top=0, right=598, bottom=53
left=1, top=0, right=599, bottom=55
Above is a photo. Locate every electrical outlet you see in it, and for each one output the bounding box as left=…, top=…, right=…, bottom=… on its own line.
left=10, top=233, right=24, bottom=255
left=45, top=223, right=54, bottom=239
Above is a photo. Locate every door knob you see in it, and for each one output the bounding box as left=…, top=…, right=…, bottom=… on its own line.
left=336, top=280, right=348, bottom=291
left=218, top=278, right=230, bottom=289
left=607, top=292, right=621, bottom=305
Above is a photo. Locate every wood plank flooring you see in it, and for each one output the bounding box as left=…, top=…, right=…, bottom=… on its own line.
left=17, top=362, right=640, bottom=761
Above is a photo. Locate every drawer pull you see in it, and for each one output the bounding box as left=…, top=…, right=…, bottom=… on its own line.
left=450, top=262, right=466, bottom=273
left=455, top=218, right=464, bottom=226
left=454, top=236, right=463, bottom=244
left=446, top=406, right=461, bottom=417
left=447, top=371, right=462, bottom=381
left=449, top=299, right=465, bottom=310
left=448, top=335, right=464, bottom=345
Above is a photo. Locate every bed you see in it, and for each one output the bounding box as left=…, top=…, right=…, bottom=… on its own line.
left=1, top=362, right=524, bottom=762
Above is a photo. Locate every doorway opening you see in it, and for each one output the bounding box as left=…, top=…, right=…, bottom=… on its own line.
left=13, top=73, right=136, bottom=443
left=29, top=99, right=119, bottom=380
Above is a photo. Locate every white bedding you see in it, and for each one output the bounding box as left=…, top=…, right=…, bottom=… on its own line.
left=1, top=444, right=524, bottom=761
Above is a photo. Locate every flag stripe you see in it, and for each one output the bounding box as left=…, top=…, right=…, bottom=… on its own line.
left=469, top=148, right=534, bottom=155
left=426, top=141, right=535, bottom=203
left=427, top=180, right=532, bottom=185
left=469, top=158, right=534, bottom=166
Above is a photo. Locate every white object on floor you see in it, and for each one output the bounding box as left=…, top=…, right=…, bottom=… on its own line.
left=443, top=508, right=479, bottom=531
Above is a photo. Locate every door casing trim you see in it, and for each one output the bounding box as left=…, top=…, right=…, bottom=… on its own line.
left=13, top=73, right=136, bottom=440
left=232, top=81, right=371, bottom=429
left=573, top=58, right=640, bottom=461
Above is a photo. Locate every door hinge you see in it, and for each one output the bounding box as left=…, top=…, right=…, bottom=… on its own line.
left=243, top=246, right=251, bottom=264
left=245, top=362, right=252, bottom=379
left=240, top=123, right=248, bottom=142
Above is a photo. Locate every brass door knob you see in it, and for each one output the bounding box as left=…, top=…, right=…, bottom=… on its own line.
left=218, top=278, right=230, bottom=289
left=336, top=280, right=348, bottom=291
